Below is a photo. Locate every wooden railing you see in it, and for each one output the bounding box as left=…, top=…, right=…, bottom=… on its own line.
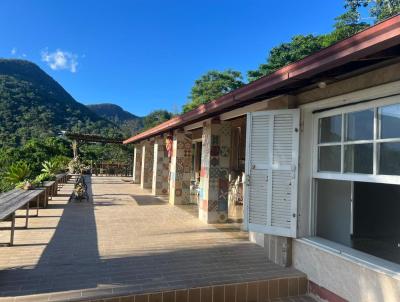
left=91, top=162, right=132, bottom=177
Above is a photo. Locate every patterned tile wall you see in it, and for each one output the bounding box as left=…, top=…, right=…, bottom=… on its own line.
left=140, top=141, right=154, bottom=189
left=133, top=145, right=142, bottom=184
left=169, top=131, right=192, bottom=205
left=199, top=120, right=231, bottom=223
left=152, top=137, right=170, bottom=195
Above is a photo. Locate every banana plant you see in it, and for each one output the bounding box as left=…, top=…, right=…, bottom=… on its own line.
left=41, top=160, right=58, bottom=176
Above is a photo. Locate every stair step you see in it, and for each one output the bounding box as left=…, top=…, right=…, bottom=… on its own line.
left=271, top=295, right=317, bottom=302
left=79, top=276, right=309, bottom=302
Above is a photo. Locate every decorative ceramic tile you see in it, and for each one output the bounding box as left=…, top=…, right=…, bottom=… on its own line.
left=208, top=200, right=218, bottom=211
left=217, top=200, right=228, bottom=211
left=210, top=146, right=220, bottom=156
left=210, top=157, right=219, bottom=167
left=220, top=146, right=229, bottom=157
left=211, top=135, right=219, bottom=145
left=209, top=167, right=220, bottom=179
left=198, top=120, right=232, bottom=223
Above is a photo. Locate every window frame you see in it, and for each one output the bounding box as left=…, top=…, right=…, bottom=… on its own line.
left=313, top=95, right=400, bottom=185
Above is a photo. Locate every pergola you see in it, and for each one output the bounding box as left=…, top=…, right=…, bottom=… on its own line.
left=64, top=132, right=124, bottom=158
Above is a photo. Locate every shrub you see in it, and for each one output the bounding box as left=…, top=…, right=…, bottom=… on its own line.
left=34, top=172, right=55, bottom=183
left=51, top=155, right=70, bottom=172
left=4, top=161, right=31, bottom=185
left=41, top=160, right=58, bottom=176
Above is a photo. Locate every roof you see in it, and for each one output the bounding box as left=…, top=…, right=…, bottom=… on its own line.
left=65, top=133, right=124, bottom=144
left=124, top=14, right=400, bottom=144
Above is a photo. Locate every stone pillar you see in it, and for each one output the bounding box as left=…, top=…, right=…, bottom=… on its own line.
left=199, top=120, right=231, bottom=223
left=169, top=131, right=192, bottom=205
left=132, top=145, right=142, bottom=184
left=140, top=140, right=154, bottom=189
left=152, top=137, right=169, bottom=195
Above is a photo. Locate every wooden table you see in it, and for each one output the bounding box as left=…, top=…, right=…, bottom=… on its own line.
left=40, top=181, right=56, bottom=208
left=55, top=173, right=67, bottom=193
left=0, top=188, right=44, bottom=246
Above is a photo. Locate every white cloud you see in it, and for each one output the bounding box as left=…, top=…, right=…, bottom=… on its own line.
left=41, top=49, right=79, bottom=73
left=11, top=47, right=17, bottom=55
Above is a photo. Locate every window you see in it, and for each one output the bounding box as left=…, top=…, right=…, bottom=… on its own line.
left=315, top=179, right=400, bottom=265
left=313, top=97, right=400, bottom=266
left=314, top=100, right=400, bottom=181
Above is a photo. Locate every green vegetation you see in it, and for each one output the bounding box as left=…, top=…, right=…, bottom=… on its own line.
left=86, top=103, right=144, bottom=136
left=87, top=103, right=173, bottom=134
left=1, top=0, right=399, bottom=194
left=247, top=34, right=327, bottom=82
left=345, top=0, right=400, bottom=22
left=0, top=59, right=122, bottom=148
left=142, top=110, right=174, bottom=130
left=182, top=70, right=244, bottom=113
left=3, top=162, right=31, bottom=186
left=0, top=60, right=137, bottom=192
left=0, top=137, right=72, bottom=192
left=247, top=10, right=371, bottom=82
left=184, top=1, right=399, bottom=110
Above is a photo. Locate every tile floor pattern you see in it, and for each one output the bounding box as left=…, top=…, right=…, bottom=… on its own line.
left=0, top=177, right=305, bottom=302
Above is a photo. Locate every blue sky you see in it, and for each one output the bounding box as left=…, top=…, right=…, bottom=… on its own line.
left=0, top=0, right=349, bottom=116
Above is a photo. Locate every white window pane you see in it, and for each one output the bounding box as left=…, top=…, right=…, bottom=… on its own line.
left=345, top=109, right=374, bottom=141
left=318, top=145, right=341, bottom=172
left=379, top=142, right=400, bottom=175
left=319, top=115, right=341, bottom=143
left=344, top=144, right=373, bottom=174
left=379, top=104, right=400, bottom=139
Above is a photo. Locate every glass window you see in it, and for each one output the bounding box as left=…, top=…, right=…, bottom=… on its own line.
left=319, top=115, right=342, bottom=143
left=379, top=104, right=400, bottom=139
left=344, top=144, right=373, bottom=174
left=318, top=145, right=341, bottom=172
left=345, top=109, right=374, bottom=141
left=379, top=142, right=400, bottom=175
left=316, top=101, right=400, bottom=179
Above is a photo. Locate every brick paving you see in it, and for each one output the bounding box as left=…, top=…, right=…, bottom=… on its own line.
left=0, top=176, right=306, bottom=301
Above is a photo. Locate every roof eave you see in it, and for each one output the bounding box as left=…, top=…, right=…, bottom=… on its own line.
left=124, top=14, right=400, bottom=145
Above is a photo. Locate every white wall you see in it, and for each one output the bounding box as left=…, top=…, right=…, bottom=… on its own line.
left=293, top=239, right=400, bottom=302
left=296, top=80, right=400, bottom=301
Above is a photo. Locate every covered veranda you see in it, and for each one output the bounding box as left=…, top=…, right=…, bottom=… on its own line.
left=0, top=176, right=307, bottom=302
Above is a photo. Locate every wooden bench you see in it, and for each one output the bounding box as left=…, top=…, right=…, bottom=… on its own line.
left=28, top=181, right=56, bottom=208
left=43, top=180, right=57, bottom=207
left=55, top=173, right=69, bottom=193
left=0, top=188, right=44, bottom=246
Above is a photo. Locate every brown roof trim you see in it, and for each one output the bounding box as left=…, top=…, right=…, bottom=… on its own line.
left=124, top=14, right=400, bottom=144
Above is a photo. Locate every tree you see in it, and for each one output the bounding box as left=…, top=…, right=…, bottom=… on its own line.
left=324, top=10, right=370, bottom=46
left=247, top=35, right=325, bottom=82
left=345, top=0, right=400, bottom=22
left=142, top=110, right=173, bottom=130
left=182, top=70, right=245, bottom=113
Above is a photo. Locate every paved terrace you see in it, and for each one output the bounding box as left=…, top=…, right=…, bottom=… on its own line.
left=0, top=177, right=309, bottom=302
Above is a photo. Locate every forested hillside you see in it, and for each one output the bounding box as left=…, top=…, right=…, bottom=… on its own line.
left=86, top=103, right=144, bottom=136
left=0, top=59, right=122, bottom=147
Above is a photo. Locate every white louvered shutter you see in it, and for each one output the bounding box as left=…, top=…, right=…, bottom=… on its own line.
left=245, top=109, right=299, bottom=238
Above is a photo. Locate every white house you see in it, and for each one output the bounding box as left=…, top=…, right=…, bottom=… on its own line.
left=124, top=15, right=400, bottom=302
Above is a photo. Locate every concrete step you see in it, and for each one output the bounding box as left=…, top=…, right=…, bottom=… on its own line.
left=78, top=276, right=309, bottom=302
left=271, top=295, right=317, bottom=302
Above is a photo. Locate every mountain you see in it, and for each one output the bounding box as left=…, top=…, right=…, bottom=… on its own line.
left=0, top=59, right=122, bottom=147
left=86, top=103, right=144, bottom=135
left=86, top=103, right=139, bottom=122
